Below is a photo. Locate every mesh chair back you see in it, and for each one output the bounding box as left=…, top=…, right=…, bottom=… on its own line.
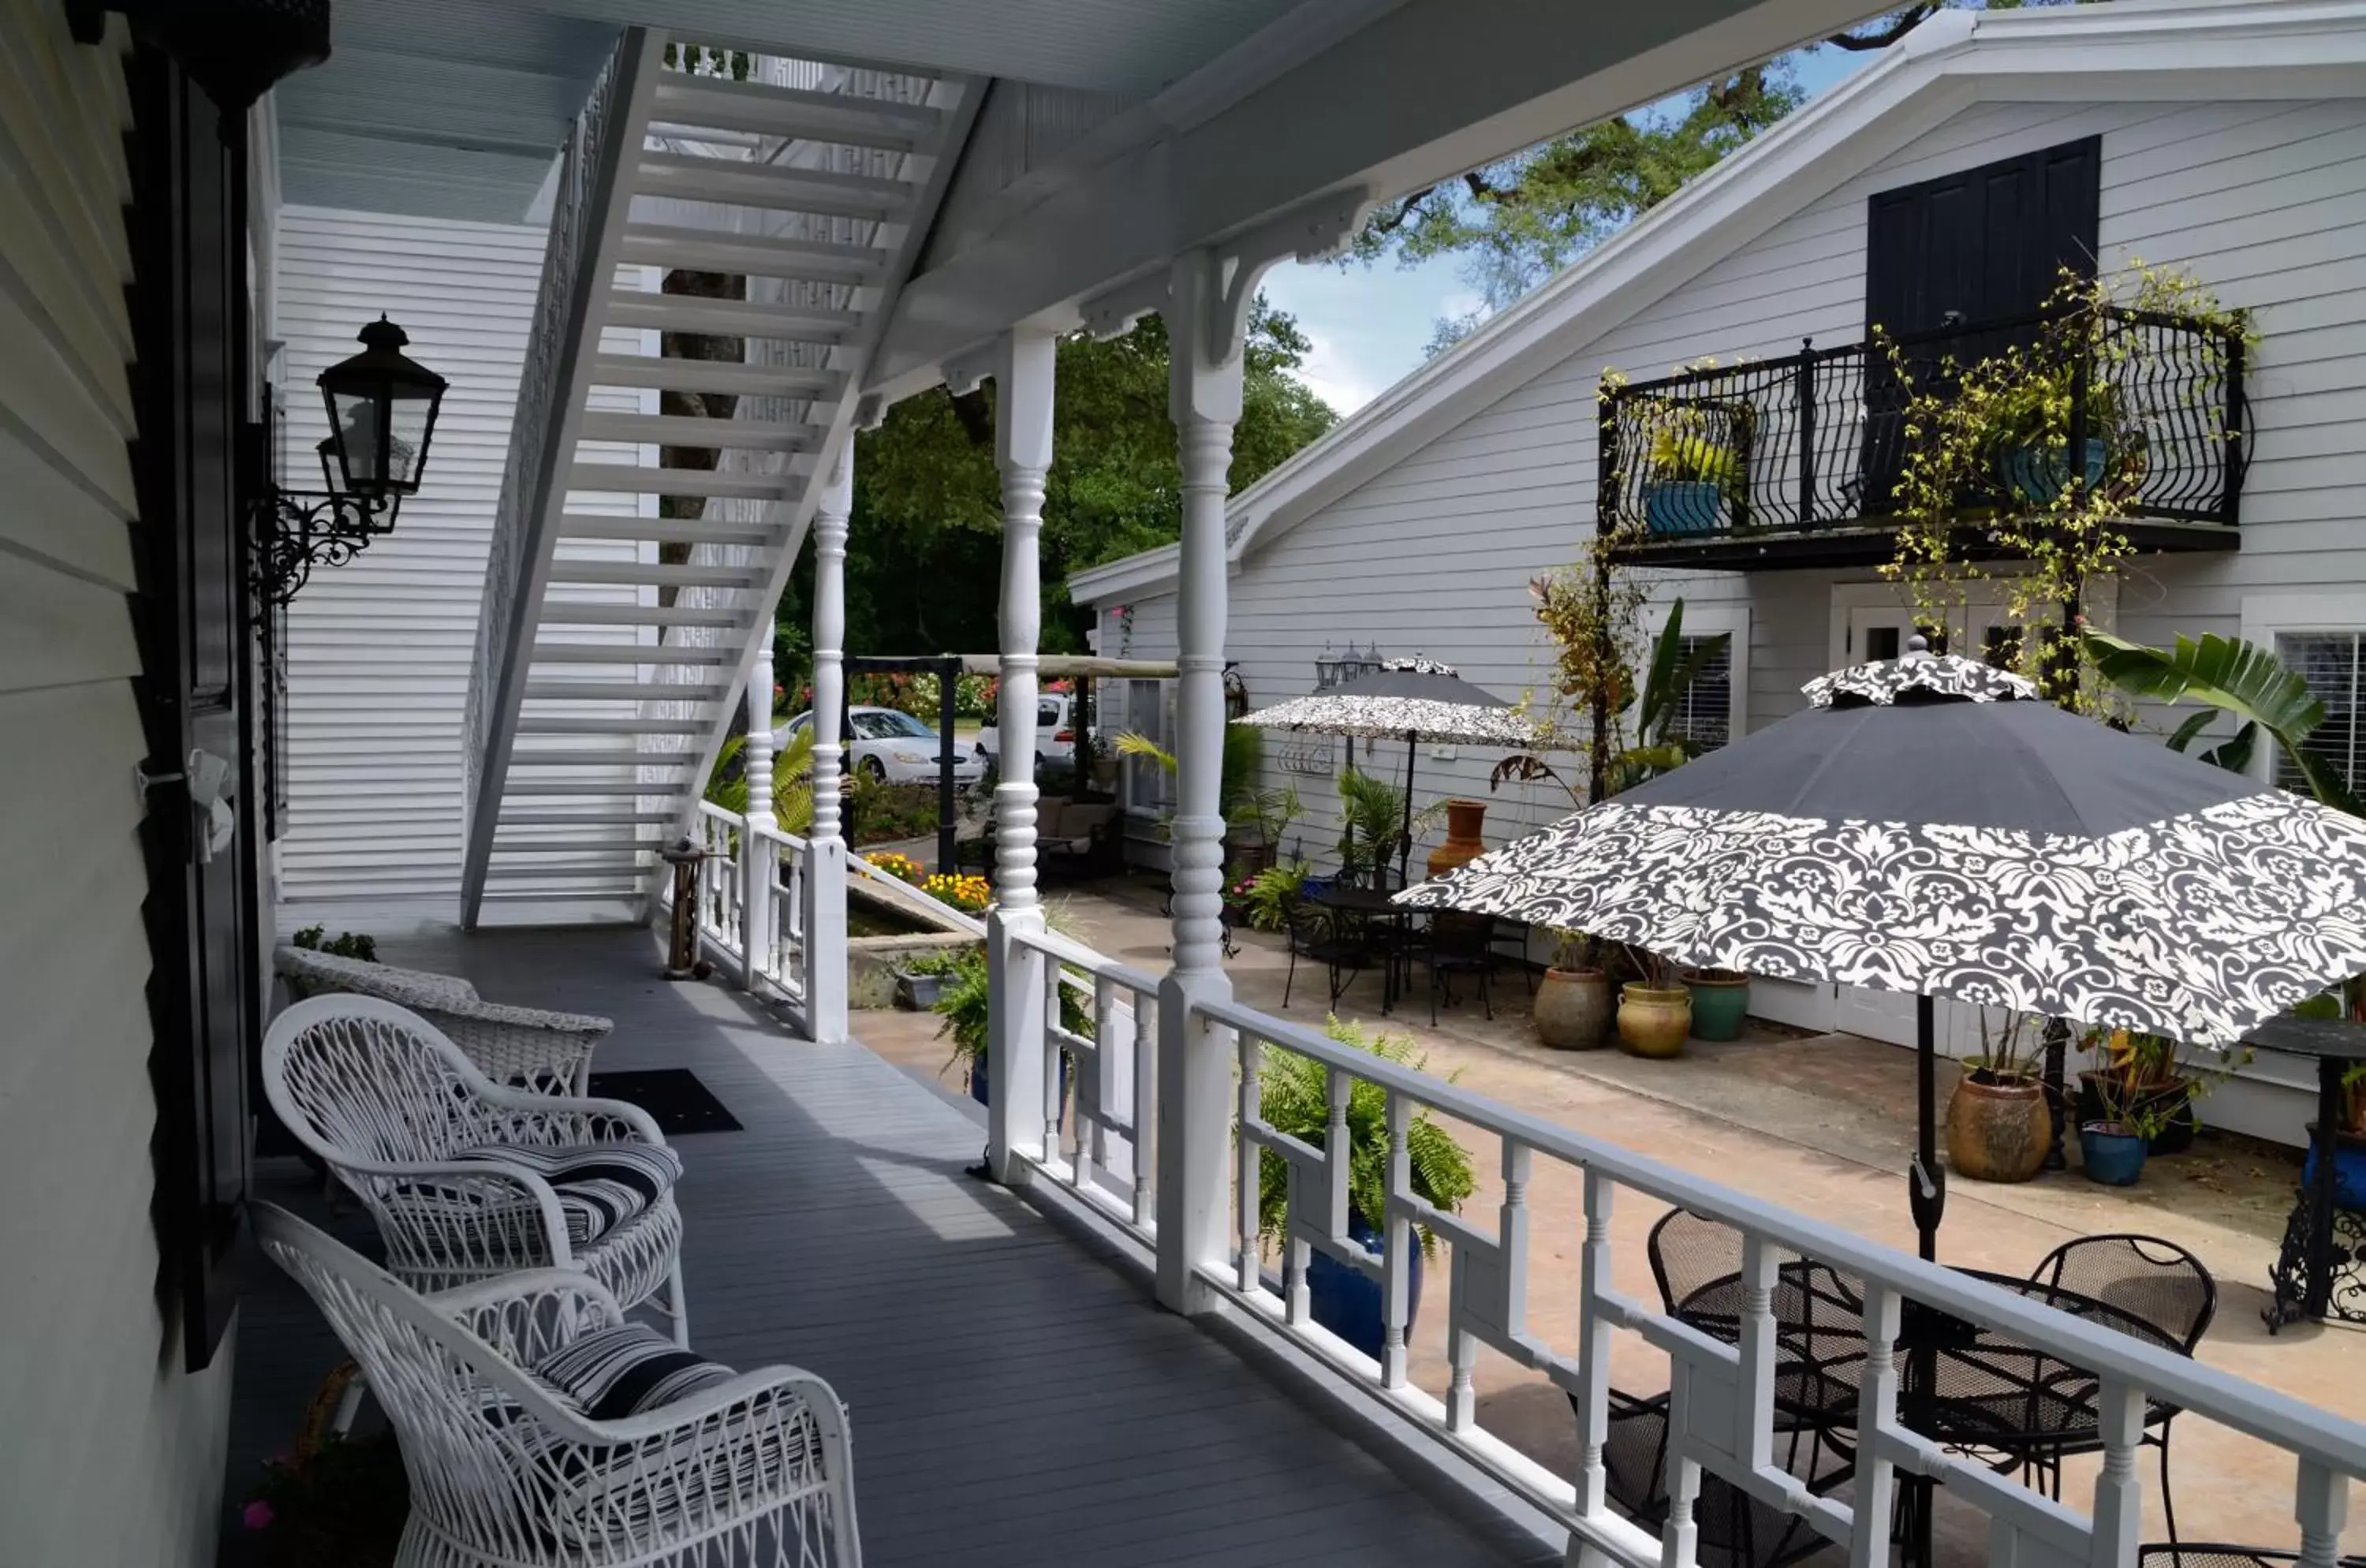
left=2029, top=1234, right=2216, bottom=1353
left=264, top=994, right=502, bottom=1167
left=1648, top=1208, right=1748, bottom=1316
left=2137, top=1546, right=2366, bottom=1568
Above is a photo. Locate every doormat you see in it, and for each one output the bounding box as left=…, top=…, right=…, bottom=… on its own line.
left=586, top=1069, right=744, bottom=1135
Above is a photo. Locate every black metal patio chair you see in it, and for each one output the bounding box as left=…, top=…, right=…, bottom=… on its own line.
left=1579, top=1386, right=1853, bottom=1568
left=1424, top=912, right=1497, bottom=1025
left=1280, top=893, right=1364, bottom=1010
left=2140, top=1546, right=2366, bottom=1568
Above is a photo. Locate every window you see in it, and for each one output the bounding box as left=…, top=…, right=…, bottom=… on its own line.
left=853, top=709, right=933, bottom=741
left=1038, top=696, right=1063, bottom=730
left=2276, top=632, right=2363, bottom=795
left=1663, top=634, right=1734, bottom=752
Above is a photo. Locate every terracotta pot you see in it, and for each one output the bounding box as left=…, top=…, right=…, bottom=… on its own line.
left=1617, top=984, right=1690, bottom=1058
left=1945, top=1073, right=2051, bottom=1184
left=1533, top=967, right=1611, bottom=1050
left=1426, top=799, right=1490, bottom=877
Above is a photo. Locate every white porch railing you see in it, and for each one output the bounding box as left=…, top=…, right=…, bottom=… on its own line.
left=690, top=801, right=745, bottom=966
left=983, top=938, right=2364, bottom=1568
left=749, top=819, right=807, bottom=1007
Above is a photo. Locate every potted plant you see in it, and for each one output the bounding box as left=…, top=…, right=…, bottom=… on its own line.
left=1233, top=860, right=1310, bottom=934
left=2073, top=1027, right=2198, bottom=1155
left=1980, top=367, right=2124, bottom=507
left=1533, top=928, right=1612, bottom=1051
left=1642, top=411, right=1743, bottom=536
left=1682, top=968, right=1751, bottom=1042
left=1944, top=1010, right=2052, bottom=1184
left=1615, top=946, right=1690, bottom=1058
left=891, top=947, right=968, bottom=1010
left=240, top=1431, right=409, bottom=1567
left=931, top=946, right=1084, bottom=1107
left=1256, top=1017, right=1476, bottom=1359
left=1334, top=766, right=1409, bottom=887
left=2078, top=1029, right=2172, bottom=1185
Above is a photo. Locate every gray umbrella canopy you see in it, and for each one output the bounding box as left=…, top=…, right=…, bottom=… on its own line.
left=1236, top=655, right=1540, bottom=747
left=1398, top=648, right=2366, bottom=1048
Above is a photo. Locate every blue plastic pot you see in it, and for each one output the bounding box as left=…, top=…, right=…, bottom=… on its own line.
left=2079, top=1122, right=2148, bottom=1186
left=2300, top=1138, right=2366, bottom=1212
left=1303, top=1215, right=1424, bottom=1361
left=1644, top=480, right=1724, bottom=536
left=1997, top=442, right=2110, bottom=506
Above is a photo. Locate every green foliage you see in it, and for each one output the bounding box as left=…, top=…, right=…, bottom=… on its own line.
left=1495, top=595, right=1718, bottom=808
left=779, top=299, right=1334, bottom=669
left=1254, top=1016, right=1476, bottom=1258
left=847, top=776, right=946, bottom=847
left=1334, top=766, right=1409, bottom=879
left=291, top=924, right=377, bottom=963
left=704, top=726, right=816, bottom=833
left=1112, top=725, right=1301, bottom=845
left=2083, top=630, right=2362, bottom=817
left=931, top=945, right=1095, bottom=1071
left=1231, top=861, right=1311, bottom=933
left=1645, top=416, right=1745, bottom=495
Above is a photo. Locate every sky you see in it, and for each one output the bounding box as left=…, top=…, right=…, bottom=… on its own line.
left=1259, top=41, right=1877, bottom=416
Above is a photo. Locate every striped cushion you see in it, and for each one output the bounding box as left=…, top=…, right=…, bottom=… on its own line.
left=451, top=1141, right=682, bottom=1249
left=532, top=1324, right=736, bottom=1420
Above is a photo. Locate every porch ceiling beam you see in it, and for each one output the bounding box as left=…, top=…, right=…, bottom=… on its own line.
left=868, top=0, right=1894, bottom=398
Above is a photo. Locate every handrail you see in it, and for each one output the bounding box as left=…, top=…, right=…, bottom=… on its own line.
left=1011, top=923, right=1161, bottom=995
left=1192, top=991, right=2366, bottom=1475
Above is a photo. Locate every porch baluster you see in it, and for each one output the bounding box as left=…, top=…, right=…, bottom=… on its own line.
left=985, top=329, right=1058, bottom=1184
left=741, top=642, right=776, bottom=986
left=801, top=442, right=851, bottom=1043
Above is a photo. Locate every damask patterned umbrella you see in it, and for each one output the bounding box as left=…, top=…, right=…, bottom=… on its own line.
left=1398, top=639, right=2366, bottom=1256
left=1239, top=655, right=1540, bottom=881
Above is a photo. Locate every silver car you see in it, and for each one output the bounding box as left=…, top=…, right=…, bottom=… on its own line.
left=774, top=705, right=987, bottom=786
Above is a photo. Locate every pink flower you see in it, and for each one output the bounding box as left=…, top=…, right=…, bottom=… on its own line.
left=242, top=1500, right=275, bottom=1531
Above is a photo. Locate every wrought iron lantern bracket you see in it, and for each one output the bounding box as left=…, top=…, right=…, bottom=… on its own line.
left=244, top=390, right=400, bottom=607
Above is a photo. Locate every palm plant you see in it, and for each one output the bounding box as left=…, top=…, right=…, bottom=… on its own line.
left=1112, top=724, right=1302, bottom=845
left=704, top=726, right=818, bottom=832
left=1334, top=765, right=1408, bottom=880
left=2082, top=630, right=2363, bottom=817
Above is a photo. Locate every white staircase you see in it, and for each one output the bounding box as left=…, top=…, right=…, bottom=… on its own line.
left=461, top=29, right=976, bottom=925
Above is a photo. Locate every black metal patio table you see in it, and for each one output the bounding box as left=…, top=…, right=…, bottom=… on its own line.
left=1308, top=883, right=1419, bottom=1014
left=2246, top=1015, right=2366, bottom=1331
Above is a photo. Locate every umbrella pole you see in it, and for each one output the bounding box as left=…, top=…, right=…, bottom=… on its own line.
left=1912, top=994, right=1944, bottom=1260
left=1399, top=733, right=1416, bottom=887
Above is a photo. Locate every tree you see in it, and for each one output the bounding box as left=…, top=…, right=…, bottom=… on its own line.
left=774, top=296, right=1334, bottom=693
left=1353, top=2, right=2091, bottom=340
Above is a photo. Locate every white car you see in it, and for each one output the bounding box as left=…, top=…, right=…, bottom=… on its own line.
left=975, top=691, right=1101, bottom=768
left=774, top=706, right=987, bottom=787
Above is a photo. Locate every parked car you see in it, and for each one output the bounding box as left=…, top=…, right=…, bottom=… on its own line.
left=974, top=691, right=1102, bottom=768
left=774, top=707, right=987, bottom=787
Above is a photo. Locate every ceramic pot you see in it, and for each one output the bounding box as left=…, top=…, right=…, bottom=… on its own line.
left=1644, top=480, right=1722, bottom=535
left=2079, top=1122, right=2148, bottom=1186
left=1426, top=799, right=1489, bottom=877
left=1533, top=967, right=1611, bottom=1050
left=1997, top=441, right=2111, bottom=506
left=1945, top=1073, right=2051, bottom=1184
left=1617, top=984, right=1690, bottom=1058
left=1683, top=971, right=1750, bottom=1042
left=2074, top=1071, right=2196, bottom=1155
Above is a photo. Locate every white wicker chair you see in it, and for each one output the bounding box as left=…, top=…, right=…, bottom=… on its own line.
left=254, top=1203, right=860, bottom=1568
left=276, top=944, right=611, bottom=1096
left=263, top=994, right=690, bottom=1345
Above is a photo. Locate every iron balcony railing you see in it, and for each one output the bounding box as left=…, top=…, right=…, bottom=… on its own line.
left=1597, top=304, right=2248, bottom=548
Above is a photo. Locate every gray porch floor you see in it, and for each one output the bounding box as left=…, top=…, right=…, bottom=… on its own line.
left=226, top=923, right=1523, bottom=1566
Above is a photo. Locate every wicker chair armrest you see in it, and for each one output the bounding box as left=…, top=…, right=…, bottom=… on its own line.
left=424, top=998, right=613, bottom=1036
left=353, top=1157, right=576, bottom=1265
left=429, top=1269, right=626, bottom=1363
left=590, top=1365, right=845, bottom=1445
left=470, top=1086, right=665, bottom=1148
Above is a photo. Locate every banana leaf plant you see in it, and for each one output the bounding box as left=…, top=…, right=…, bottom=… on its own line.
left=2082, top=630, right=2363, bottom=818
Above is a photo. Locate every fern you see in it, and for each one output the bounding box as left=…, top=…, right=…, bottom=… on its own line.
left=705, top=727, right=818, bottom=832
left=1254, top=1016, right=1476, bottom=1257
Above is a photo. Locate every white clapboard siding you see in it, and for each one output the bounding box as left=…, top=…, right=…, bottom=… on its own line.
left=0, top=8, right=235, bottom=1563
left=274, top=207, right=650, bottom=907
left=1100, top=80, right=2366, bottom=1144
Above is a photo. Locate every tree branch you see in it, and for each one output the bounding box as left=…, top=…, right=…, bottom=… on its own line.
left=1827, top=4, right=1935, bottom=51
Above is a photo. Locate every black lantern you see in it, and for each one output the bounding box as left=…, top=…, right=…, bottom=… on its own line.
left=245, top=316, right=445, bottom=607
left=1315, top=643, right=1341, bottom=690
left=319, top=316, right=447, bottom=500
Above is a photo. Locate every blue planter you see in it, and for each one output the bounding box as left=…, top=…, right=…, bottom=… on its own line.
left=968, top=1057, right=1070, bottom=1111
left=2301, top=1138, right=2366, bottom=1212
left=1997, top=442, right=2110, bottom=506
left=1644, top=480, right=1724, bottom=536
left=1304, top=1216, right=1424, bottom=1361
left=2079, top=1122, right=2148, bottom=1186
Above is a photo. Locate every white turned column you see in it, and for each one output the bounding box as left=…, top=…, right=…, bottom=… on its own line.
left=741, top=641, right=777, bottom=984
left=800, top=442, right=851, bottom=1043
left=986, top=329, right=1057, bottom=1184
left=1157, top=247, right=1248, bottom=1314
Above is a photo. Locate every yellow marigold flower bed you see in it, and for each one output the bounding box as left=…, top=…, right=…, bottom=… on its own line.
left=920, top=872, right=992, bottom=914
left=864, top=851, right=923, bottom=885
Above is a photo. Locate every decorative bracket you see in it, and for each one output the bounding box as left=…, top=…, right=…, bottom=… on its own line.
left=1080, top=271, right=1171, bottom=343
left=941, top=341, right=1001, bottom=398
left=1202, top=186, right=1371, bottom=364
left=250, top=488, right=399, bottom=607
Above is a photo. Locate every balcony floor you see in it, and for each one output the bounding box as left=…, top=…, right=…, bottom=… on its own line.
left=224, top=923, right=1528, bottom=1567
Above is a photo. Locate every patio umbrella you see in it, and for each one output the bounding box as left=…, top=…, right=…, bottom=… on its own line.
left=1396, top=638, right=2366, bottom=1258
left=1237, top=655, right=1540, bottom=880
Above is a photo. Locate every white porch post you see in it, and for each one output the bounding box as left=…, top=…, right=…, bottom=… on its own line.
left=741, top=640, right=777, bottom=984
left=1156, top=246, right=1249, bottom=1314
left=982, top=328, right=1057, bottom=1184
left=800, top=442, right=852, bottom=1043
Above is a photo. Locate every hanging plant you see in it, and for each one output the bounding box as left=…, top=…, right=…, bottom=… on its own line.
left=1879, top=260, right=2255, bottom=713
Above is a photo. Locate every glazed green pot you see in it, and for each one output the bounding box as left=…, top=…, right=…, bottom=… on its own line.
left=1684, top=971, right=1750, bottom=1042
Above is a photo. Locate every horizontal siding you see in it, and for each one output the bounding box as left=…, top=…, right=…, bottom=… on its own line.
left=274, top=208, right=652, bottom=905
left=0, top=6, right=234, bottom=1562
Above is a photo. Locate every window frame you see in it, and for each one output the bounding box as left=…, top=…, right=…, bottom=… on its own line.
left=1638, top=601, right=1750, bottom=745
left=2240, top=595, right=2366, bottom=790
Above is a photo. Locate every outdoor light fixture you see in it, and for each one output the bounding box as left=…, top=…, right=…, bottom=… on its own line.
left=68, top=0, right=331, bottom=120
left=249, top=316, right=447, bottom=606
left=1315, top=643, right=1342, bottom=690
